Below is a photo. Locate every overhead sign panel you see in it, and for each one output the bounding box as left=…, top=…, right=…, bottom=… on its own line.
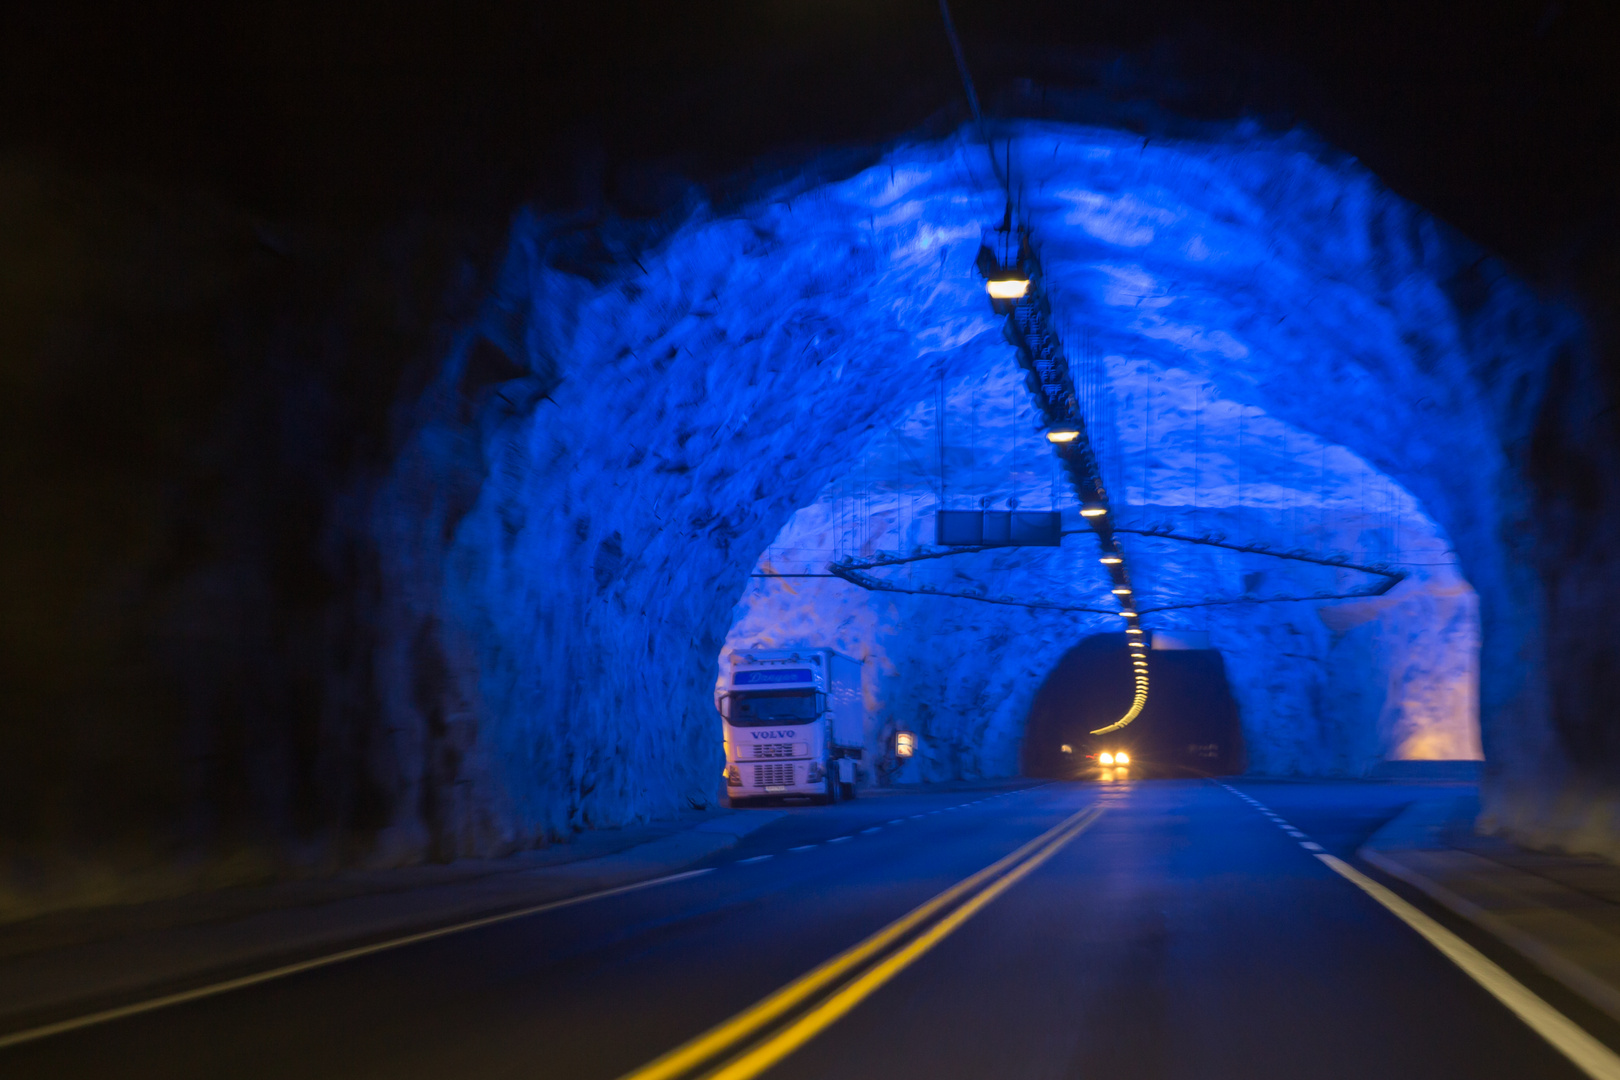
left=935, top=510, right=1061, bottom=548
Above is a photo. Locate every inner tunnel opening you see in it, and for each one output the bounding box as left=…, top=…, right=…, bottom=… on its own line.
left=1022, top=634, right=1245, bottom=779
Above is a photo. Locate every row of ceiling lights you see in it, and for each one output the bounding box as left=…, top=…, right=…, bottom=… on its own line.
left=980, top=232, right=1147, bottom=732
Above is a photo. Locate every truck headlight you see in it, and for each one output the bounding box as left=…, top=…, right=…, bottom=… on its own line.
left=1099, top=752, right=1115, bottom=765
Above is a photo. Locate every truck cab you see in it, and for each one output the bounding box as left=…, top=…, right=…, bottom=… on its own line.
left=721, top=649, right=864, bottom=805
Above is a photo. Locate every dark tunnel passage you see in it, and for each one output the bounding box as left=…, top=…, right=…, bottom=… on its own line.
left=2, top=0, right=1619, bottom=913
left=1023, top=634, right=1245, bottom=779
left=10, top=4, right=1620, bottom=1077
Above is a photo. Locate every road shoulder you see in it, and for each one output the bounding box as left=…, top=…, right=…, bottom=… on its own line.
left=1360, top=794, right=1620, bottom=1026
left=0, top=809, right=785, bottom=1034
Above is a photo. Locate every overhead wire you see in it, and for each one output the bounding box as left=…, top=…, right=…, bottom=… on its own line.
left=937, top=0, right=1147, bottom=732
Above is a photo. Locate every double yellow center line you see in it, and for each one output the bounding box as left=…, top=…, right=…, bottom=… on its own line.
left=617, top=803, right=1105, bottom=1080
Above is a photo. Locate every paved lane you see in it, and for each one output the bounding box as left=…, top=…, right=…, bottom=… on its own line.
left=2, top=780, right=1602, bottom=1079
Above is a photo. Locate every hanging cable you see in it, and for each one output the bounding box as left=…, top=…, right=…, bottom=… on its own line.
left=937, top=0, right=1007, bottom=192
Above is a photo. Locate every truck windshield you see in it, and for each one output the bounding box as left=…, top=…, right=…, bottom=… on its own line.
left=730, top=690, right=818, bottom=725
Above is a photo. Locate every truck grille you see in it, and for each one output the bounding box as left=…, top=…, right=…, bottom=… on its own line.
left=745, top=743, right=803, bottom=760
left=752, top=763, right=796, bottom=788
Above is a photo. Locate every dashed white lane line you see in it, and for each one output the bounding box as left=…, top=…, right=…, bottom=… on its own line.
left=728, top=792, right=1032, bottom=866
left=1220, top=783, right=1318, bottom=850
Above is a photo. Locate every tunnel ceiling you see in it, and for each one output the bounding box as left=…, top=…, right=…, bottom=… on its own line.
left=729, top=335, right=1481, bottom=778
left=435, top=117, right=1567, bottom=836
left=8, top=2, right=1620, bottom=917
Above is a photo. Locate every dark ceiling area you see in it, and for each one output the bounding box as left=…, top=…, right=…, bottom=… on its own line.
left=3, top=0, right=1615, bottom=278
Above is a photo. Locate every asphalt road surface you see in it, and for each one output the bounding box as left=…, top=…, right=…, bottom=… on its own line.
left=3, top=777, right=1608, bottom=1079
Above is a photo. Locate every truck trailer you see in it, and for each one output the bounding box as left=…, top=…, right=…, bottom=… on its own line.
left=721, top=649, right=865, bottom=805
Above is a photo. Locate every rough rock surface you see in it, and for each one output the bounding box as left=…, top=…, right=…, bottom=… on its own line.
left=725, top=356, right=1481, bottom=780
left=428, top=120, right=1570, bottom=856
left=2, top=118, right=1596, bottom=917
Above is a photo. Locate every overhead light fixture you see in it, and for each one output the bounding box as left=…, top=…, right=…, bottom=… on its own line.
left=985, top=271, right=1031, bottom=315
left=1120, top=611, right=1138, bottom=619
left=1100, top=555, right=1122, bottom=565
left=1126, top=628, right=1143, bottom=636
left=1080, top=501, right=1109, bottom=518
left=1045, top=419, right=1083, bottom=444
left=1112, top=587, right=1132, bottom=595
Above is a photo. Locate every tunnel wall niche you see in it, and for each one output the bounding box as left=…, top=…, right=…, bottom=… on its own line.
left=2, top=117, right=1597, bottom=918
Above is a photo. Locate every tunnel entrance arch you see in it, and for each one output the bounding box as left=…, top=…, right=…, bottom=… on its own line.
left=1023, top=634, right=1245, bottom=778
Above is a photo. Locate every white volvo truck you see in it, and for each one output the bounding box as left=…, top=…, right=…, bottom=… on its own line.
left=721, top=649, right=865, bottom=805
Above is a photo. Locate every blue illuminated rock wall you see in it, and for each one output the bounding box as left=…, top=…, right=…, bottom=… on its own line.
left=363, top=190, right=1000, bottom=856
left=1, top=116, right=1594, bottom=918
left=725, top=360, right=1481, bottom=780
left=378, top=120, right=1578, bottom=858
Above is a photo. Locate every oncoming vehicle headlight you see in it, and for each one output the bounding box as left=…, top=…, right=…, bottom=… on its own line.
left=1115, top=751, right=1130, bottom=765
left=1098, top=752, right=1115, bottom=765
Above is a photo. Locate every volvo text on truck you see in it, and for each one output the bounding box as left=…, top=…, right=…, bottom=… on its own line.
left=720, top=649, right=865, bottom=805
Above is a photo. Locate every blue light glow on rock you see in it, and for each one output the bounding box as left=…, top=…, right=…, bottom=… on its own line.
left=379, top=120, right=1577, bottom=854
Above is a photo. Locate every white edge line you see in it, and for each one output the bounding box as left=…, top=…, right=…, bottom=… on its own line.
left=1315, top=853, right=1620, bottom=1080
left=1360, top=847, right=1620, bottom=1027
left=0, top=867, right=714, bottom=1051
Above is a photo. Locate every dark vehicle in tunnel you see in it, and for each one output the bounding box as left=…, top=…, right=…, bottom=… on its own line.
left=721, top=649, right=866, bottom=804
left=1025, top=635, right=1246, bottom=779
